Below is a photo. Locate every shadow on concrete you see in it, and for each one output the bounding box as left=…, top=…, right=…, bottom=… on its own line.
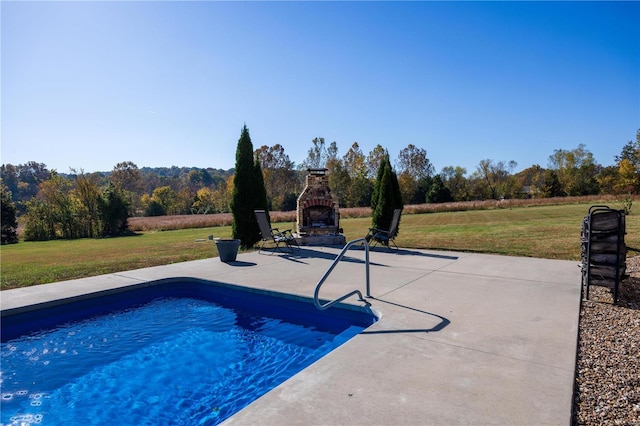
left=368, top=246, right=459, bottom=260
left=276, top=245, right=459, bottom=264
left=274, top=247, right=386, bottom=268
left=395, top=248, right=459, bottom=260
left=224, top=260, right=258, bottom=267
left=361, top=297, right=450, bottom=334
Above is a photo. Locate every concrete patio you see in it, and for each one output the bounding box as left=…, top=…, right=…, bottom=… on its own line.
left=1, top=245, right=582, bottom=425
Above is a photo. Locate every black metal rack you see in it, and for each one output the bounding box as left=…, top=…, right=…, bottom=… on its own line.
left=581, top=205, right=626, bottom=303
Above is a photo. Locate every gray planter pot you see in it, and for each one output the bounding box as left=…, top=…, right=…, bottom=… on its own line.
left=214, top=238, right=240, bottom=262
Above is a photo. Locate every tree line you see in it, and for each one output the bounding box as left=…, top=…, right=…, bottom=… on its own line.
left=1, top=129, right=638, bottom=244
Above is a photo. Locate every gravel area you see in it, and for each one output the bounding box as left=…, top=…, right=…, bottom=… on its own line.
left=574, top=256, right=640, bottom=425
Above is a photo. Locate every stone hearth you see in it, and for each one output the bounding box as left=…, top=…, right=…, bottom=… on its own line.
left=296, top=168, right=346, bottom=246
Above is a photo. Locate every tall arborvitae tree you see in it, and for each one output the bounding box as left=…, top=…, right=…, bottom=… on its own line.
left=252, top=158, right=269, bottom=218
left=231, top=125, right=268, bottom=248
left=370, top=151, right=387, bottom=214
left=371, top=153, right=403, bottom=233
left=1, top=184, right=19, bottom=244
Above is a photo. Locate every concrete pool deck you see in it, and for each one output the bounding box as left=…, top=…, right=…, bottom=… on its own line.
left=1, top=245, right=582, bottom=425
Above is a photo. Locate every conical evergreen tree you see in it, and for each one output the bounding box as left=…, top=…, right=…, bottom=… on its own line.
left=370, top=151, right=386, bottom=214
left=231, top=125, right=268, bottom=248
left=252, top=157, right=269, bottom=220
left=371, top=153, right=403, bottom=234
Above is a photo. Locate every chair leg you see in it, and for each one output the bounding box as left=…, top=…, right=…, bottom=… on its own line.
left=259, top=239, right=278, bottom=255
left=276, top=239, right=294, bottom=254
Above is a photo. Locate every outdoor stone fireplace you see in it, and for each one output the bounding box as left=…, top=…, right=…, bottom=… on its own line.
left=296, top=168, right=346, bottom=246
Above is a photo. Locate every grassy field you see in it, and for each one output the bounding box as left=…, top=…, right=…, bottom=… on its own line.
left=3, top=201, right=640, bottom=290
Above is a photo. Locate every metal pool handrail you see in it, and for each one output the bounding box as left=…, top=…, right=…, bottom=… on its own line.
left=313, top=238, right=371, bottom=310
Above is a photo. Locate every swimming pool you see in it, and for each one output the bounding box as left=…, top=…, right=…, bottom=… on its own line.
left=1, top=279, right=377, bottom=425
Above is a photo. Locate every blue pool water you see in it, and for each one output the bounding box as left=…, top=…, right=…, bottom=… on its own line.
left=1, top=280, right=376, bottom=425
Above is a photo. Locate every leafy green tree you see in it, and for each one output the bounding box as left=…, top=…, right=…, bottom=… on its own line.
left=111, top=161, right=143, bottom=215
left=548, top=144, right=599, bottom=196
left=397, top=171, right=416, bottom=204
left=440, top=166, right=470, bottom=201
left=43, top=173, right=77, bottom=238
left=0, top=166, right=19, bottom=204
left=371, top=153, right=403, bottom=233
left=144, top=199, right=166, bottom=216
left=597, top=165, right=621, bottom=195
left=613, top=129, right=640, bottom=193
left=328, top=159, right=351, bottom=208
left=615, top=129, right=640, bottom=167
left=111, top=161, right=142, bottom=193
left=22, top=198, right=56, bottom=241
left=99, top=183, right=130, bottom=236
left=187, top=168, right=214, bottom=189
left=212, top=176, right=233, bottom=213
left=231, top=125, right=268, bottom=248
left=348, top=175, right=373, bottom=207
left=72, top=170, right=102, bottom=238
left=1, top=162, right=51, bottom=214
left=22, top=172, right=70, bottom=240
left=145, top=186, right=177, bottom=215
left=540, top=169, right=565, bottom=197
left=1, top=184, right=19, bottom=244
left=342, top=142, right=372, bottom=207
left=426, top=174, right=453, bottom=203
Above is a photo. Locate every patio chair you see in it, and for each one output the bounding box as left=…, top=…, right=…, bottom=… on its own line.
left=366, top=208, right=401, bottom=251
left=254, top=210, right=300, bottom=254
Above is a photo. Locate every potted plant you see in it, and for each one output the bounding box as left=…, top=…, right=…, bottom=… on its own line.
left=214, top=237, right=241, bottom=262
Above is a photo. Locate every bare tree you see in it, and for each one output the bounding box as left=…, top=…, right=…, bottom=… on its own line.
left=396, top=144, right=435, bottom=203
left=301, top=137, right=328, bottom=169
left=396, top=144, right=434, bottom=181
left=366, top=144, right=387, bottom=179
left=473, top=159, right=518, bottom=200
left=343, top=142, right=367, bottom=178
left=255, top=144, right=300, bottom=210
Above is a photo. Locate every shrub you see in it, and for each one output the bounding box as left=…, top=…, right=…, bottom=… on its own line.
left=1, top=184, right=18, bottom=244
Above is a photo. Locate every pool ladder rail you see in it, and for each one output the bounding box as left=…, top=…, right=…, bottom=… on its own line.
left=313, top=238, right=371, bottom=311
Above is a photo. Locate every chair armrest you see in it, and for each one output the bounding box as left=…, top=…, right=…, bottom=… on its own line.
left=371, top=228, right=390, bottom=235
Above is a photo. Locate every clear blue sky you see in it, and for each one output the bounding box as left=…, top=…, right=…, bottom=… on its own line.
left=2, top=1, right=639, bottom=176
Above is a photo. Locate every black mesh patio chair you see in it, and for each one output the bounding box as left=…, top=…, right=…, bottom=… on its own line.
left=254, top=210, right=300, bottom=254
left=365, top=208, right=401, bottom=251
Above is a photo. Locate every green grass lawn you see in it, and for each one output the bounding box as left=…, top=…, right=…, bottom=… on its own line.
left=3, top=202, right=639, bottom=290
